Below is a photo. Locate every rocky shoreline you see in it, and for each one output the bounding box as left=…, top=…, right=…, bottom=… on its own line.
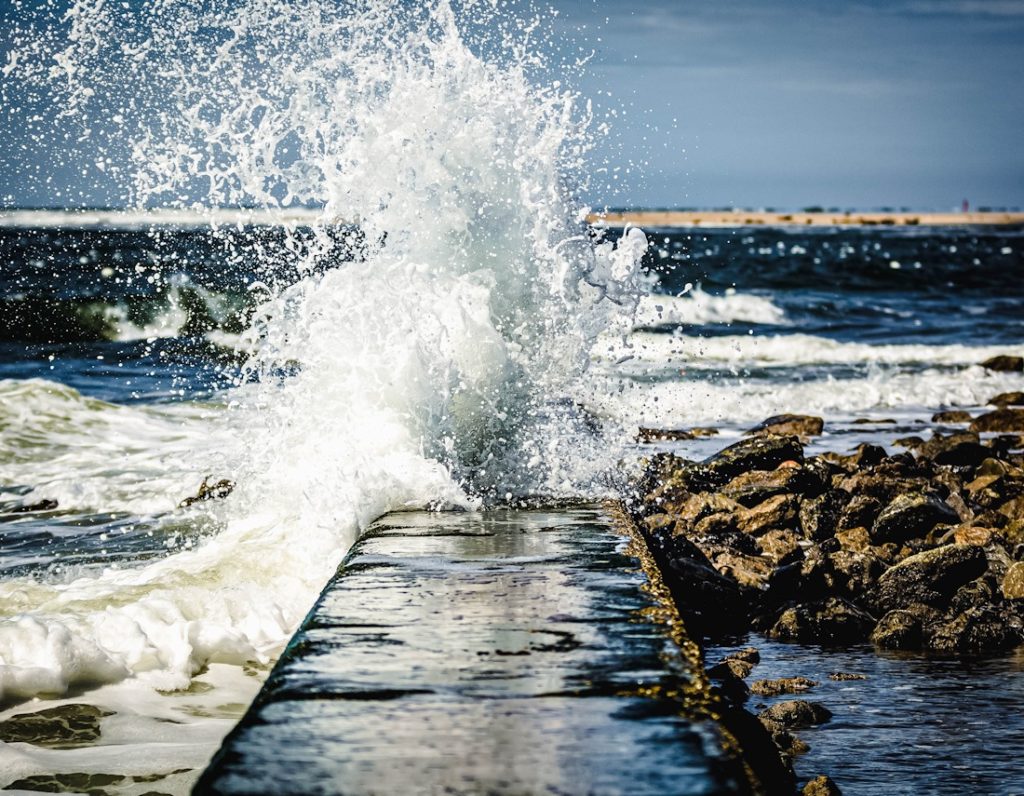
left=626, top=390, right=1024, bottom=792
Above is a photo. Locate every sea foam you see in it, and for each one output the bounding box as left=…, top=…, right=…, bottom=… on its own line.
left=0, top=0, right=645, bottom=706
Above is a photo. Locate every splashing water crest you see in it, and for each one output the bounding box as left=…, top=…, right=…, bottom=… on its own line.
left=0, top=0, right=647, bottom=702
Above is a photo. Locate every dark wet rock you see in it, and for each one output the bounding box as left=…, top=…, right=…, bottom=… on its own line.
left=799, top=490, right=849, bottom=542
left=647, top=532, right=750, bottom=635
left=838, top=495, right=884, bottom=532
left=769, top=597, right=875, bottom=644
left=672, top=492, right=743, bottom=526
left=894, top=435, right=925, bottom=451
left=637, top=426, right=718, bottom=443
left=828, top=672, right=867, bottom=681
left=849, top=443, right=888, bottom=469
left=1003, top=561, right=1024, bottom=599
left=927, top=604, right=1024, bottom=654
left=871, top=608, right=929, bottom=650
left=180, top=476, right=236, bottom=508
left=0, top=704, right=113, bottom=748
left=7, top=498, right=59, bottom=513
left=949, top=576, right=999, bottom=614
left=711, top=551, right=777, bottom=589
left=918, top=431, right=991, bottom=467
left=759, top=717, right=811, bottom=758
left=707, top=658, right=755, bottom=680
left=721, top=466, right=824, bottom=507
left=970, top=409, right=1024, bottom=433
left=746, top=414, right=824, bottom=439
left=707, top=664, right=750, bottom=705
left=823, top=550, right=887, bottom=598
left=750, top=677, right=818, bottom=696
left=803, top=774, right=843, bottom=795
left=758, top=700, right=832, bottom=730
left=701, top=435, right=805, bottom=486
left=979, top=355, right=1024, bottom=372
left=715, top=705, right=798, bottom=790
left=735, top=493, right=800, bottom=536
left=870, top=494, right=959, bottom=544
left=866, top=544, right=987, bottom=614
left=990, top=391, right=1024, bottom=407
left=932, top=409, right=972, bottom=424
left=724, top=646, right=761, bottom=665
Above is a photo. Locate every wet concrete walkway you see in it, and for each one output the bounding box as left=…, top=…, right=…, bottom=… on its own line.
left=196, top=505, right=745, bottom=795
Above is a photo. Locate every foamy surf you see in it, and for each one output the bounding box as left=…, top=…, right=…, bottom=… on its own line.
left=0, top=0, right=644, bottom=737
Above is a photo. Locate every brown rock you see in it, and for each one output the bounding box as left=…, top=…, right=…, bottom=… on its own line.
left=736, top=493, right=800, bottom=535
left=1003, top=561, right=1024, bottom=599
left=725, top=646, right=761, bottom=665
left=990, top=391, right=1024, bottom=407
left=870, top=493, right=960, bottom=544
left=708, top=658, right=755, bottom=680
left=799, top=490, right=849, bottom=541
left=865, top=544, right=988, bottom=614
left=637, top=426, right=719, bottom=442
left=803, top=775, right=843, bottom=796
left=769, top=597, right=876, bottom=644
left=713, top=552, right=776, bottom=589
left=970, top=409, right=1024, bottom=433
left=838, top=495, right=884, bottom=532
left=871, top=608, right=928, bottom=649
left=759, top=717, right=811, bottom=758
left=700, top=434, right=806, bottom=487
left=758, top=529, right=803, bottom=562
left=953, top=526, right=994, bottom=547
left=918, top=431, right=991, bottom=466
left=835, top=526, right=871, bottom=552
left=721, top=466, right=826, bottom=507
left=758, top=700, right=832, bottom=730
left=979, top=355, right=1024, bottom=372
left=927, top=604, right=1024, bottom=654
left=746, top=414, right=825, bottom=439
left=932, top=409, right=972, bottom=424
left=828, top=672, right=867, bottom=681
left=750, top=677, right=818, bottom=696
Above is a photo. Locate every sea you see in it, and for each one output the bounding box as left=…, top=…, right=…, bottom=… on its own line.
left=1, top=0, right=1023, bottom=793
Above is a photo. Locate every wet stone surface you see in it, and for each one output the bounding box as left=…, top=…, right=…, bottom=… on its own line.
left=197, top=507, right=741, bottom=795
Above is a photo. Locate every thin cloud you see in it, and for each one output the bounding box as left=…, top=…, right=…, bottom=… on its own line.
left=901, top=0, right=1024, bottom=15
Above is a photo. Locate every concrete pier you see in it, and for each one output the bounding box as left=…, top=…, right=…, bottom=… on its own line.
left=196, top=505, right=749, bottom=795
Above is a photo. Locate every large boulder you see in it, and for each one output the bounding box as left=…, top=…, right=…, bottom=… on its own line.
left=917, top=431, right=991, bottom=467
left=989, top=391, right=1024, bottom=407
left=927, top=605, right=1024, bottom=654
left=799, top=490, right=849, bottom=541
left=701, top=435, right=805, bottom=486
left=870, top=605, right=939, bottom=650
left=870, top=494, right=959, bottom=544
left=769, top=597, right=875, bottom=644
left=970, top=409, right=1024, bottom=433
left=758, top=700, right=832, bottom=730
left=736, top=494, right=801, bottom=536
left=979, top=355, right=1023, bottom=372
left=865, top=544, right=987, bottom=614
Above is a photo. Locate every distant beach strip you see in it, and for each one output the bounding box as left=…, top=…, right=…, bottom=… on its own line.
left=2, top=207, right=1023, bottom=229
left=588, top=210, right=1024, bottom=228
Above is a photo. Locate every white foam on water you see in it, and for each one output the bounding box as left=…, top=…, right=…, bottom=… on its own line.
left=0, top=0, right=645, bottom=742
left=596, top=331, right=1023, bottom=373
left=633, top=287, right=788, bottom=328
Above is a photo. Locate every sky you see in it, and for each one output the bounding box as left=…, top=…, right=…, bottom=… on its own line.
left=0, top=0, right=1022, bottom=209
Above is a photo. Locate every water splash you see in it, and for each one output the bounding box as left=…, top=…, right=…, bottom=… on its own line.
left=0, top=0, right=647, bottom=702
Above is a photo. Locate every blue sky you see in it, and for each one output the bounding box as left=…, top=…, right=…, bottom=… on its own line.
left=557, top=0, right=1024, bottom=209
left=1, top=0, right=1022, bottom=209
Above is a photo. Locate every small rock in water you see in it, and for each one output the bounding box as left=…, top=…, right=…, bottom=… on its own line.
left=979, top=355, right=1024, bottom=372
left=8, top=498, right=59, bottom=513
left=803, top=774, right=843, bottom=795
left=970, top=408, right=1024, bottom=433
left=180, top=476, right=236, bottom=508
left=828, top=672, right=867, bottom=681
left=989, top=391, right=1024, bottom=407
left=758, top=700, right=832, bottom=730
left=750, top=677, right=818, bottom=696
left=0, top=704, right=113, bottom=748
left=746, top=414, right=825, bottom=439
left=932, top=409, right=972, bottom=424
left=769, top=597, right=875, bottom=645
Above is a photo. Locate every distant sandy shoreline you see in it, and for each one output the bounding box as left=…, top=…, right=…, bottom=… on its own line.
left=587, top=210, right=1024, bottom=228
left=1, top=207, right=1021, bottom=229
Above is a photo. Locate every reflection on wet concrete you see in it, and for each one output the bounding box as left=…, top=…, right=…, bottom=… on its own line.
left=197, top=507, right=744, bottom=795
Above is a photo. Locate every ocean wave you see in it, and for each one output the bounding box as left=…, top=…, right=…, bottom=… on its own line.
left=632, top=287, right=788, bottom=328
left=596, top=331, right=1022, bottom=372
